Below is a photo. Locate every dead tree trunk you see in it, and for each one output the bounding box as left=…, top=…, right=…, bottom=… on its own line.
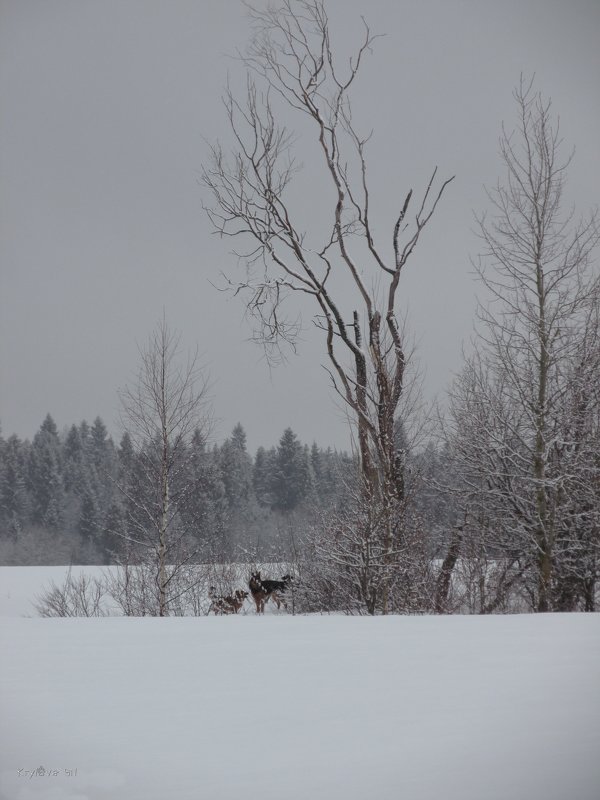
left=203, top=0, right=453, bottom=613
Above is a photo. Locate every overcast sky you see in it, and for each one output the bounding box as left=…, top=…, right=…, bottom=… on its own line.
left=1, top=0, right=599, bottom=452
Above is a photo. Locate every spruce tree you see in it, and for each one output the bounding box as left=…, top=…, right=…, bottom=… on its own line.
left=79, top=491, right=100, bottom=542
left=273, top=428, right=306, bottom=512
left=0, top=435, right=30, bottom=532
left=253, top=446, right=276, bottom=507
left=90, top=417, right=109, bottom=469
left=220, top=424, right=253, bottom=508
left=63, top=424, right=84, bottom=494
left=28, top=415, right=64, bottom=528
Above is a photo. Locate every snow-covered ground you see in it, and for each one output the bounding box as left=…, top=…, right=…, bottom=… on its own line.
left=1, top=568, right=599, bottom=800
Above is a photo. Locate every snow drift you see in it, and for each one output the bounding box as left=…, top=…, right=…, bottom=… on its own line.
left=1, top=568, right=599, bottom=800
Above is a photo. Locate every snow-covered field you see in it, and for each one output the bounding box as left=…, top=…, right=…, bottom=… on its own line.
left=1, top=568, right=599, bottom=800
left=0, top=566, right=112, bottom=619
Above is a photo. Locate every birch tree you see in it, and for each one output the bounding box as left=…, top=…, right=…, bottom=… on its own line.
left=203, top=0, right=452, bottom=612
left=116, top=319, right=212, bottom=616
left=447, top=78, right=600, bottom=612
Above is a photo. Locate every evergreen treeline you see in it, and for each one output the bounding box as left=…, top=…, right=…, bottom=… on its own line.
left=0, top=415, right=354, bottom=565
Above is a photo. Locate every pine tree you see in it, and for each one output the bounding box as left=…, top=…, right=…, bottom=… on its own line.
left=40, top=413, right=59, bottom=440
left=80, top=491, right=99, bottom=537
left=220, top=424, right=253, bottom=508
left=180, top=428, right=228, bottom=552
left=63, top=424, right=84, bottom=494
left=310, top=442, right=322, bottom=482
left=273, top=428, right=307, bottom=512
left=253, top=446, right=276, bottom=507
left=0, top=435, right=31, bottom=533
left=28, top=415, right=64, bottom=529
left=103, top=502, right=127, bottom=561
left=44, top=494, right=64, bottom=532
left=230, top=422, right=247, bottom=452
left=300, top=444, right=316, bottom=503
left=89, top=417, right=118, bottom=510
left=118, top=432, right=135, bottom=475
left=0, top=426, right=5, bottom=521
left=90, top=417, right=109, bottom=469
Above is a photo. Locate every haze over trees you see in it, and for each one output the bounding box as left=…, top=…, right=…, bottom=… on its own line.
left=0, top=410, right=354, bottom=570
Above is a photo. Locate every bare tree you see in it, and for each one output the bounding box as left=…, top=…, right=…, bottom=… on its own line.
left=116, top=318, right=212, bottom=616
left=446, top=78, right=600, bottom=612
left=34, top=567, right=108, bottom=617
left=203, top=0, right=452, bottom=612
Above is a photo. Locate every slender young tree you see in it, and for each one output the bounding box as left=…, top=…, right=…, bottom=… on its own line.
left=447, top=78, right=600, bottom=612
left=117, top=319, right=212, bottom=616
left=203, top=0, right=452, bottom=612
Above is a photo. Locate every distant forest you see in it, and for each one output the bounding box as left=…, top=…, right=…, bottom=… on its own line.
left=0, top=413, right=372, bottom=565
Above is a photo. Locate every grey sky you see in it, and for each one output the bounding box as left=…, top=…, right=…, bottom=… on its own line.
left=1, top=0, right=599, bottom=453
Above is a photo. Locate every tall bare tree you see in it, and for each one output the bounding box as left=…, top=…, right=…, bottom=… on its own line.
left=203, top=0, right=452, bottom=612
left=117, top=319, right=212, bottom=616
left=447, top=78, right=600, bottom=612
